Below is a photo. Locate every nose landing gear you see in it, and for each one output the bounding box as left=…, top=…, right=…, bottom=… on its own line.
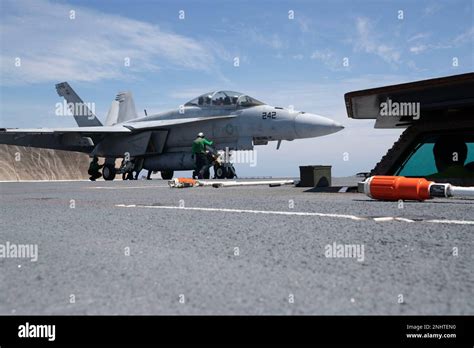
left=214, top=163, right=237, bottom=179
left=213, top=149, right=237, bottom=179
left=192, top=150, right=237, bottom=180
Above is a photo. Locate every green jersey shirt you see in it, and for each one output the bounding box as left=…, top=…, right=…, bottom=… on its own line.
left=192, top=137, right=213, bottom=154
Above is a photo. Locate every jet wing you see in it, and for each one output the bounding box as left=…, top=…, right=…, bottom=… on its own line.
left=0, top=115, right=236, bottom=153
left=0, top=115, right=235, bottom=135
left=125, top=115, right=236, bottom=130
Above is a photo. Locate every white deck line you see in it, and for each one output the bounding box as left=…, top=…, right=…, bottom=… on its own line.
left=116, top=204, right=474, bottom=225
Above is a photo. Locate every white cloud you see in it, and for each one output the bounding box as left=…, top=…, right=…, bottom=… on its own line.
left=0, top=0, right=220, bottom=85
left=454, top=27, right=474, bottom=44
left=407, top=27, right=472, bottom=55
left=310, top=49, right=345, bottom=71
left=407, top=32, right=430, bottom=42
left=353, top=17, right=401, bottom=65
left=409, top=45, right=428, bottom=54
left=311, top=50, right=334, bottom=61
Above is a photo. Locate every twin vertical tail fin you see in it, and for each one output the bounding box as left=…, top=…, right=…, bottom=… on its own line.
left=115, top=91, right=138, bottom=123
left=55, top=82, right=103, bottom=127
left=104, top=100, right=119, bottom=126
left=105, top=92, right=139, bottom=125
left=56, top=82, right=140, bottom=127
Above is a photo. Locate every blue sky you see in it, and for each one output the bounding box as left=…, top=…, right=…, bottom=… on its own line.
left=1, top=0, right=473, bottom=177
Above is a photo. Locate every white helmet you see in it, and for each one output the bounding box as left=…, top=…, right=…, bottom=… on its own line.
left=198, top=132, right=204, bottom=138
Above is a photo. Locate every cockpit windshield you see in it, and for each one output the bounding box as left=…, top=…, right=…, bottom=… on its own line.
left=184, top=91, right=264, bottom=108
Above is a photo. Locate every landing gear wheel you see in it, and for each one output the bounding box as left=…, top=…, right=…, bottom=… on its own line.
left=226, top=166, right=236, bottom=179
left=161, top=170, right=174, bottom=180
left=102, top=165, right=116, bottom=181
left=215, top=166, right=226, bottom=179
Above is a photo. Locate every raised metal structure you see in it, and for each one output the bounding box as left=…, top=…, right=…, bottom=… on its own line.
left=345, top=73, right=474, bottom=185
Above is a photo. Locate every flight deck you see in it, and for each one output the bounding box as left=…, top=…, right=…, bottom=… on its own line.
left=1, top=179, right=472, bottom=315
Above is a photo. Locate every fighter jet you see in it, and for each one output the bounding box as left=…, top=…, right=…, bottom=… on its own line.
left=0, top=83, right=344, bottom=180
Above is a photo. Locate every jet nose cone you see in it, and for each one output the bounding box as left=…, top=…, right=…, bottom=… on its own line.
left=333, top=121, right=345, bottom=131
left=294, top=113, right=344, bottom=138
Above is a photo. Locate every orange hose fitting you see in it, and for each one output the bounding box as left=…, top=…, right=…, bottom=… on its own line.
left=363, top=176, right=433, bottom=201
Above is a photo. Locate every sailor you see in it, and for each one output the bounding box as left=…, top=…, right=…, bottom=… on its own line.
left=192, top=132, right=213, bottom=179
left=133, top=158, right=144, bottom=180
left=121, top=159, right=134, bottom=180
left=429, top=136, right=473, bottom=179
left=88, top=156, right=103, bottom=181
left=146, top=170, right=153, bottom=180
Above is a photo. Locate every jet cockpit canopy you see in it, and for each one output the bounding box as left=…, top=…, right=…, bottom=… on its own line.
left=185, top=91, right=264, bottom=108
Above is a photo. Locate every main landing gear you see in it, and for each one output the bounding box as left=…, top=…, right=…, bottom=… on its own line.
left=102, top=159, right=117, bottom=181
left=160, top=170, right=174, bottom=180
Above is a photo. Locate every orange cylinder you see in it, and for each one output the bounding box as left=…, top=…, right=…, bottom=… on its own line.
left=177, top=178, right=198, bottom=185
left=368, top=176, right=433, bottom=201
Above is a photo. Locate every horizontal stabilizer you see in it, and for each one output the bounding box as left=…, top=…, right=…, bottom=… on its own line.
left=0, top=126, right=130, bottom=152
left=1, top=126, right=130, bottom=134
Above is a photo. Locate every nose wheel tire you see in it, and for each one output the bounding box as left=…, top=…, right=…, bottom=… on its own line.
left=226, top=168, right=236, bottom=179
left=215, top=166, right=236, bottom=179
left=102, top=165, right=116, bottom=181
left=161, top=170, right=174, bottom=180
left=215, top=166, right=226, bottom=179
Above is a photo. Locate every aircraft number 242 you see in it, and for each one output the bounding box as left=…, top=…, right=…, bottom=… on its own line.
left=262, top=111, right=276, bottom=119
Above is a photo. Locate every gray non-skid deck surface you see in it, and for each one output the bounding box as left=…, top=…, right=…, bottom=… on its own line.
left=0, top=180, right=472, bottom=314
